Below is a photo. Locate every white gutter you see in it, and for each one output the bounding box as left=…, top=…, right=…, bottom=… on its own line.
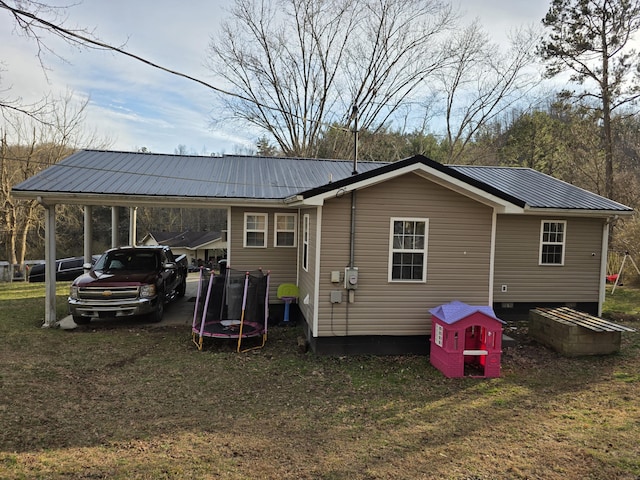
left=521, top=207, right=634, bottom=218
left=12, top=191, right=296, bottom=209
left=488, top=209, right=497, bottom=306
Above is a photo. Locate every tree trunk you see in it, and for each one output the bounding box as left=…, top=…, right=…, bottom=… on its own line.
left=601, top=18, right=614, bottom=200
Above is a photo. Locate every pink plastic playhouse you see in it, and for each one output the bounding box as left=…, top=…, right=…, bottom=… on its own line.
left=429, top=301, right=505, bottom=378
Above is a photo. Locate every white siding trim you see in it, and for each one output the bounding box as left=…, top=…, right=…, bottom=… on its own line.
left=302, top=214, right=310, bottom=272
left=312, top=206, right=322, bottom=337
left=302, top=165, right=523, bottom=213
left=489, top=209, right=497, bottom=305
left=599, top=221, right=609, bottom=316
left=226, top=206, right=232, bottom=266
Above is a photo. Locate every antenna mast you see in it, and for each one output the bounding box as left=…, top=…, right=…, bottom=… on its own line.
left=352, top=104, right=358, bottom=175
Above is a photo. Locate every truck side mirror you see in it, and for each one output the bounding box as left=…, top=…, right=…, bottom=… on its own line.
left=163, top=262, right=176, bottom=270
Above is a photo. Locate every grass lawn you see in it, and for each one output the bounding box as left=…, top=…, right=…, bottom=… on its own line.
left=0, top=282, right=639, bottom=479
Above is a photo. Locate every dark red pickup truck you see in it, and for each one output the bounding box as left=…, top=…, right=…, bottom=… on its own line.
left=68, top=245, right=188, bottom=324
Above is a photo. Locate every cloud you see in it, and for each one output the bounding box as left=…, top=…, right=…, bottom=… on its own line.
left=1, top=0, right=251, bottom=154
left=1, top=0, right=549, bottom=155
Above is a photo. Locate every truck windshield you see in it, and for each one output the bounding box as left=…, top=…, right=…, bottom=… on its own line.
left=94, top=251, right=159, bottom=272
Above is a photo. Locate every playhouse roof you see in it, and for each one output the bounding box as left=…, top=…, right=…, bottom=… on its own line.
left=429, top=300, right=505, bottom=325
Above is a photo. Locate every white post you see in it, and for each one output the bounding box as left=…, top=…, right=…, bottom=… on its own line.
left=598, top=221, right=609, bottom=315
left=84, top=205, right=93, bottom=264
left=111, top=206, right=120, bottom=248
left=129, top=206, right=138, bottom=246
left=43, top=203, right=57, bottom=328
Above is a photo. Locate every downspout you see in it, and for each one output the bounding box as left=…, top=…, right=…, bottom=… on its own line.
left=346, top=105, right=359, bottom=343
left=349, top=104, right=359, bottom=268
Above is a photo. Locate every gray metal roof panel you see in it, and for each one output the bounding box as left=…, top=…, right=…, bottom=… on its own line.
left=13, top=150, right=384, bottom=199
left=12, top=150, right=632, bottom=213
left=450, top=165, right=632, bottom=212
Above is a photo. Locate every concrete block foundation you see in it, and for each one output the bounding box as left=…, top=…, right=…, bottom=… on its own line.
left=528, top=307, right=632, bottom=356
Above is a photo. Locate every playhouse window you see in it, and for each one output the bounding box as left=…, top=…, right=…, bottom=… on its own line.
left=302, top=214, right=310, bottom=271
left=244, top=213, right=268, bottom=248
left=539, top=220, right=566, bottom=265
left=274, top=213, right=297, bottom=247
left=389, top=218, right=428, bottom=282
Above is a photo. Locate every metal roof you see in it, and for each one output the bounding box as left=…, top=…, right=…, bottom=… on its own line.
left=449, top=165, right=631, bottom=212
left=11, top=149, right=633, bottom=213
left=12, top=150, right=383, bottom=200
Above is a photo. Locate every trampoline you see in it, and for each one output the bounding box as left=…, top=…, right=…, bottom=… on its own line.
left=192, top=266, right=270, bottom=352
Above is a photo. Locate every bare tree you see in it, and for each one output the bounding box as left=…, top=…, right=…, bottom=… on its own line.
left=434, top=21, right=542, bottom=164
left=207, top=0, right=456, bottom=158
left=0, top=92, right=108, bottom=266
left=539, top=0, right=640, bottom=199
left=0, top=1, right=105, bottom=120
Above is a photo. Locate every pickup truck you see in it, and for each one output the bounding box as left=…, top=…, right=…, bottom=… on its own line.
left=68, top=245, right=188, bottom=324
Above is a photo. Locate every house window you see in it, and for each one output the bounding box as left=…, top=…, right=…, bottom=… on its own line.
left=389, top=218, right=428, bottom=282
left=244, top=213, right=268, bottom=248
left=302, top=214, right=309, bottom=271
left=274, top=213, right=297, bottom=247
left=540, top=220, right=566, bottom=265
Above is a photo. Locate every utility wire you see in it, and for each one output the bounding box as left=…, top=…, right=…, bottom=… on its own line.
left=0, top=1, right=352, bottom=133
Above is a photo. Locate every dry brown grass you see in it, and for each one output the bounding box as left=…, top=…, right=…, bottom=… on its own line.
left=0, top=283, right=638, bottom=479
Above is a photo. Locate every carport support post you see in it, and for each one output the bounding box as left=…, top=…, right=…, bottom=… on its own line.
left=43, top=203, right=57, bottom=328
left=84, top=206, right=93, bottom=264
left=111, top=206, right=120, bottom=248
left=129, top=206, right=137, bottom=246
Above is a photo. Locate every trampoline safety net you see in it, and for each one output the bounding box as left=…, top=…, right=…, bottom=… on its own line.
left=192, top=267, right=270, bottom=352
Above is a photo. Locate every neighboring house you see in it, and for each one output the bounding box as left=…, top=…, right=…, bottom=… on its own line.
left=140, top=230, right=227, bottom=266
left=12, top=150, right=633, bottom=354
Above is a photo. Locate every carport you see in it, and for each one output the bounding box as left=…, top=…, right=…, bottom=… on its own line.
left=10, top=150, right=240, bottom=327
left=12, top=149, right=349, bottom=328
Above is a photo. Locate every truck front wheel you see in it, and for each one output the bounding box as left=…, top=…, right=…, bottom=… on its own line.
left=73, top=315, right=91, bottom=325
left=176, top=277, right=186, bottom=297
left=149, top=297, right=164, bottom=323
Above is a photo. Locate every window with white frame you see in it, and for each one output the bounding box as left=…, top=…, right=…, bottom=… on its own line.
left=274, top=213, right=297, bottom=247
left=539, top=220, right=566, bottom=265
left=389, top=218, right=428, bottom=282
left=244, top=213, right=268, bottom=248
left=302, top=214, right=310, bottom=271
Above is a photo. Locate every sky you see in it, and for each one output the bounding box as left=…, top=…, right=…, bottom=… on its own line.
left=0, top=0, right=551, bottom=155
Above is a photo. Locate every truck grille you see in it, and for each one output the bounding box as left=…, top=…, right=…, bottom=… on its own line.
left=78, top=286, right=140, bottom=301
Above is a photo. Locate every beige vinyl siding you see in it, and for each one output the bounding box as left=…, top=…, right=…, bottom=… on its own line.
left=493, top=215, right=605, bottom=302
left=297, top=208, right=319, bottom=330
left=229, top=206, right=298, bottom=301
left=316, top=173, right=493, bottom=337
